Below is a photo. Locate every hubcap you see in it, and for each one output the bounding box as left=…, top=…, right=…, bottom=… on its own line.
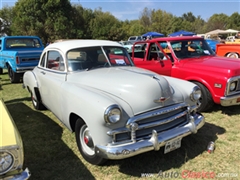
left=80, top=124, right=95, bottom=155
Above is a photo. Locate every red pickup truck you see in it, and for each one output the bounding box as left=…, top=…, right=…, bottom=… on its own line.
left=131, top=36, right=240, bottom=112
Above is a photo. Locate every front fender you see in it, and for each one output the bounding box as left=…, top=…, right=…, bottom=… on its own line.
left=60, top=83, right=133, bottom=146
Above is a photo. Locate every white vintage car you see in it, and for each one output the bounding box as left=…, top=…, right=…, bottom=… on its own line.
left=23, top=39, right=205, bottom=165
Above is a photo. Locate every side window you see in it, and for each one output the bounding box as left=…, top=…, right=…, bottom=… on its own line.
left=147, top=43, right=164, bottom=61
left=46, top=51, right=65, bottom=71
left=40, top=53, right=46, bottom=67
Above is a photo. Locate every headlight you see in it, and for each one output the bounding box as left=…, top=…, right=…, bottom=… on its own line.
left=104, top=105, right=122, bottom=124
left=191, top=86, right=201, bottom=101
left=0, top=151, right=14, bottom=175
left=229, top=81, right=237, bottom=91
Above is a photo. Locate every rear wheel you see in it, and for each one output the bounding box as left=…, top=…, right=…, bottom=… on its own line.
left=193, top=82, right=214, bottom=112
left=8, top=66, right=21, bottom=83
left=75, top=119, right=106, bottom=165
left=226, top=52, right=239, bottom=58
left=0, top=68, right=3, bottom=74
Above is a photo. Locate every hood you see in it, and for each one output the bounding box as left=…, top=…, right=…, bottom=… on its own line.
left=67, top=67, right=184, bottom=114
left=181, top=55, right=240, bottom=76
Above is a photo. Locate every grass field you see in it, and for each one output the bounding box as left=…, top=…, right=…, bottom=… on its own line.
left=0, top=70, right=240, bottom=180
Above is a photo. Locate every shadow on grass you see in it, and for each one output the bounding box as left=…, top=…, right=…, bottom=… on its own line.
left=204, top=104, right=240, bottom=115
left=6, top=102, right=95, bottom=180
left=104, top=122, right=225, bottom=177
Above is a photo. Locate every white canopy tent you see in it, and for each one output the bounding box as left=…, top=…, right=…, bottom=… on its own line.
left=205, top=29, right=229, bottom=35
left=225, top=29, right=239, bottom=33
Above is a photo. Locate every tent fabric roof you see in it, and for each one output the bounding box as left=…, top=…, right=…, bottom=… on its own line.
left=206, top=29, right=230, bottom=35
left=168, top=30, right=196, bottom=37
left=142, top=32, right=164, bottom=37
left=225, top=29, right=239, bottom=33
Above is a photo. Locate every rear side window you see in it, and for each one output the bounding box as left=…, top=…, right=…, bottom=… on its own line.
left=46, top=51, right=65, bottom=71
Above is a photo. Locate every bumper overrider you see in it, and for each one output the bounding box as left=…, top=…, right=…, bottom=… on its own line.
left=2, top=168, right=31, bottom=180
left=95, top=113, right=205, bottom=160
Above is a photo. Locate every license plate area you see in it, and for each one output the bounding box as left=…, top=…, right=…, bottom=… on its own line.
left=164, top=138, right=182, bottom=154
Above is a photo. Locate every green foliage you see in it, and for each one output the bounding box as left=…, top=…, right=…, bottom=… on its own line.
left=0, top=6, right=14, bottom=36
left=205, top=13, right=229, bottom=32
left=11, top=0, right=74, bottom=44
left=0, top=2, right=239, bottom=42
left=89, top=8, right=123, bottom=40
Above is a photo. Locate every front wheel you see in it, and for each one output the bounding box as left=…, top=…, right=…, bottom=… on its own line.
left=75, top=119, right=106, bottom=165
left=8, top=66, right=21, bottom=83
left=193, top=82, right=214, bottom=112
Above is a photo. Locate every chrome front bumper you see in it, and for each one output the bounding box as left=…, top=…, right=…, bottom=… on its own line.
left=2, top=168, right=31, bottom=180
left=95, top=113, right=205, bottom=160
left=220, top=94, right=240, bottom=106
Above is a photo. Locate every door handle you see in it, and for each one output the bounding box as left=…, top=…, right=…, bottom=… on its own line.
left=41, top=71, right=46, bottom=75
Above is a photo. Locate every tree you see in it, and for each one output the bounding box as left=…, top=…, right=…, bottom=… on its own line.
left=71, top=5, right=93, bottom=39
left=0, top=6, right=14, bottom=36
left=227, top=12, right=240, bottom=30
left=89, top=8, right=123, bottom=40
left=139, top=7, right=152, bottom=29
left=205, top=13, right=229, bottom=32
left=11, top=0, right=74, bottom=44
left=182, top=12, right=196, bottom=22
left=151, top=9, right=174, bottom=36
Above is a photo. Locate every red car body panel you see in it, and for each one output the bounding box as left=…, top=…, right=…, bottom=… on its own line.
left=132, top=36, right=240, bottom=107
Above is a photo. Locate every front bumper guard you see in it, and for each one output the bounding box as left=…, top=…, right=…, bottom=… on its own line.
left=2, top=168, right=31, bottom=180
left=95, top=113, right=204, bottom=160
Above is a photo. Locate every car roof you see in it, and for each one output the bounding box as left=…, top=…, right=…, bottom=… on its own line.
left=46, top=39, right=122, bottom=52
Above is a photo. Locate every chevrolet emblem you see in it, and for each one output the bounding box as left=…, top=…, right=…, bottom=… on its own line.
left=154, top=97, right=170, bottom=103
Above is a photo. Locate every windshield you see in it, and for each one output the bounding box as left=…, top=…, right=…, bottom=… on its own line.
left=169, top=39, right=215, bottom=59
left=6, top=38, right=42, bottom=48
left=67, top=46, right=134, bottom=71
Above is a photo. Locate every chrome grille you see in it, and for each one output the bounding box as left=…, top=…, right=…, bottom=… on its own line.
left=112, top=103, right=190, bottom=143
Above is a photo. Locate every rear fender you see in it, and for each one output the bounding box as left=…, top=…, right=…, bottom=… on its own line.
left=23, top=71, right=39, bottom=100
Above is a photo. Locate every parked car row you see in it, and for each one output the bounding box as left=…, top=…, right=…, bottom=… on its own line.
left=2, top=36, right=239, bottom=174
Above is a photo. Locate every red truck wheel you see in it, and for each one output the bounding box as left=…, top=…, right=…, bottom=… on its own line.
left=193, top=82, right=214, bottom=112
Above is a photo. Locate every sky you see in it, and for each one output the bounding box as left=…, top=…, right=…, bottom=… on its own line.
left=1, top=0, right=240, bottom=21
